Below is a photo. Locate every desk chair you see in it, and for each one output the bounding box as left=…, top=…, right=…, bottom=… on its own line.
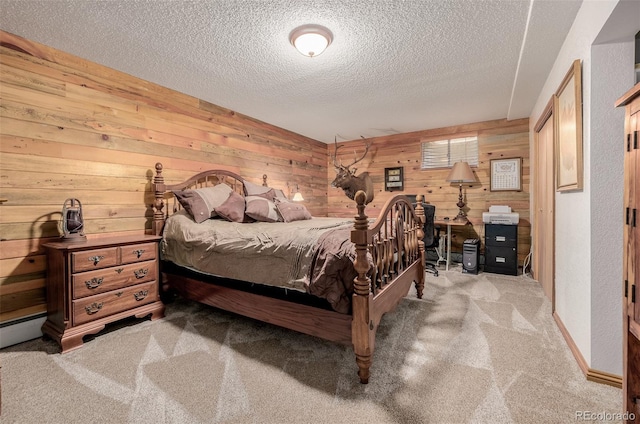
left=422, top=203, right=441, bottom=277
left=407, top=195, right=440, bottom=277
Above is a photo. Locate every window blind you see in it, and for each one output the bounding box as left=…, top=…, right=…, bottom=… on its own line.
left=420, top=136, right=478, bottom=169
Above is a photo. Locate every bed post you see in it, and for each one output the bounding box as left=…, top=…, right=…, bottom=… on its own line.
left=152, top=162, right=166, bottom=236
left=351, top=190, right=374, bottom=384
left=414, top=194, right=426, bottom=299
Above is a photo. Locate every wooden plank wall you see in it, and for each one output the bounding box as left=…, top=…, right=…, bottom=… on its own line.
left=326, top=119, right=531, bottom=264
left=0, top=31, right=328, bottom=323
left=0, top=29, right=532, bottom=325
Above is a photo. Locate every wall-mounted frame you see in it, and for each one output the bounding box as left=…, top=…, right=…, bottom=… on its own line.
left=490, top=157, right=522, bottom=191
left=384, top=167, right=404, bottom=191
left=554, top=59, right=583, bottom=192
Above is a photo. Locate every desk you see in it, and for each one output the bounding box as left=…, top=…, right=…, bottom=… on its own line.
left=434, top=219, right=470, bottom=271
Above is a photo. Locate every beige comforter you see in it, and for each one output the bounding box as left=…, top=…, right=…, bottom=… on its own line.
left=161, top=211, right=358, bottom=311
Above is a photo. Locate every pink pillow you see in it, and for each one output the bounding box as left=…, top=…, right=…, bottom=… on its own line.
left=215, top=191, right=246, bottom=223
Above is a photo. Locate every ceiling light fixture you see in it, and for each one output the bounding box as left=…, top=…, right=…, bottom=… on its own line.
left=289, top=24, right=333, bottom=57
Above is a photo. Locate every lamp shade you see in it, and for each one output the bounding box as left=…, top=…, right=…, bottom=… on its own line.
left=289, top=24, right=332, bottom=57
left=446, top=161, right=475, bottom=183
left=292, top=192, right=304, bottom=202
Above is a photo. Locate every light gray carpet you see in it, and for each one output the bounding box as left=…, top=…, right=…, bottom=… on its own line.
left=0, top=267, right=622, bottom=423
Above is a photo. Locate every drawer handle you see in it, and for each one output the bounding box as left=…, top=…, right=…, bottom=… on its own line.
left=115, top=268, right=124, bottom=274
left=85, top=277, right=104, bottom=289
left=85, top=302, right=103, bottom=315
left=134, top=290, right=148, bottom=301
left=133, top=249, right=145, bottom=258
left=88, top=255, right=105, bottom=266
left=116, top=291, right=123, bottom=297
left=134, top=268, right=148, bottom=279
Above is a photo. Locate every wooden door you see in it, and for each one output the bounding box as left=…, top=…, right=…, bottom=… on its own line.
left=617, top=82, right=640, bottom=422
left=533, top=99, right=555, bottom=304
left=631, top=104, right=640, bottom=334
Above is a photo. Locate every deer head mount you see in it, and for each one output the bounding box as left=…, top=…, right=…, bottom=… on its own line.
left=331, top=137, right=374, bottom=205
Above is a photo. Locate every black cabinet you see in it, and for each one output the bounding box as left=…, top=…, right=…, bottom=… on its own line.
left=484, top=224, right=518, bottom=275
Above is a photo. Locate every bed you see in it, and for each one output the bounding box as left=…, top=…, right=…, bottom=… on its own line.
left=150, top=162, right=426, bottom=383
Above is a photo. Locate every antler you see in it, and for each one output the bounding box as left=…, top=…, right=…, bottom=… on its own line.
left=332, top=136, right=345, bottom=168
left=344, top=141, right=372, bottom=169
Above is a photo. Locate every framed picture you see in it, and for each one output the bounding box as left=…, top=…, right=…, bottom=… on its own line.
left=490, top=157, right=522, bottom=191
left=384, top=167, right=404, bottom=191
left=554, top=59, right=583, bottom=192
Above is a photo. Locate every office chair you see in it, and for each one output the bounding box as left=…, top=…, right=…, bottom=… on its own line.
left=407, top=195, right=440, bottom=277
left=422, top=203, right=441, bottom=277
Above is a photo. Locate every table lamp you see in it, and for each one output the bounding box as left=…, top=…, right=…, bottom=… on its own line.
left=446, top=161, right=475, bottom=223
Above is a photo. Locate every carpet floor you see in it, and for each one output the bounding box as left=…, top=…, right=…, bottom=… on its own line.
left=0, top=267, right=622, bottom=423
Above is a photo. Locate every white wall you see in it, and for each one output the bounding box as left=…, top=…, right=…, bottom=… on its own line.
left=590, top=39, right=633, bottom=374
left=529, top=0, right=638, bottom=376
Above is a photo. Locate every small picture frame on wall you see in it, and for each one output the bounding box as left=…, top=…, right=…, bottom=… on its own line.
left=384, top=167, right=404, bottom=191
left=554, top=59, right=583, bottom=192
left=490, top=157, right=522, bottom=192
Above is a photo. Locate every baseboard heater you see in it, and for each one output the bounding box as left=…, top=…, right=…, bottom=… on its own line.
left=0, top=313, right=47, bottom=349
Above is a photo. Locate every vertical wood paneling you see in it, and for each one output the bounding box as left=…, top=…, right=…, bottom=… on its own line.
left=326, top=119, right=531, bottom=265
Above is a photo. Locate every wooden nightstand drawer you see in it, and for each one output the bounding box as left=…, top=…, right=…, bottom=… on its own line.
left=72, top=247, right=118, bottom=272
left=72, top=260, right=158, bottom=298
left=120, top=242, right=157, bottom=264
left=72, top=281, right=158, bottom=326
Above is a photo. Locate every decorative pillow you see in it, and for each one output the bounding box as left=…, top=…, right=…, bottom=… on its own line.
left=173, top=184, right=232, bottom=223
left=273, top=189, right=288, bottom=200
left=275, top=199, right=312, bottom=222
left=244, top=180, right=276, bottom=200
left=215, top=191, right=246, bottom=223
left=245, top=195, right=282, bottom=222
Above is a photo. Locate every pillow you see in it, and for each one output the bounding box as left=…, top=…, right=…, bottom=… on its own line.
left=173, top=184, right=232, bottom=223
left=244, top=180, right=276, bottom=201
left=245, top=195, right=281, bottom=222
left=215, top=191, right=246, bottom=223
left=273, top=189, right=288, bottom=200
left=275, top=199, right=312, bottom=223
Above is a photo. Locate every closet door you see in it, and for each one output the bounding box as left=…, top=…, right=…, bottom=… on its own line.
left=533, top=99, right=555, bottom=303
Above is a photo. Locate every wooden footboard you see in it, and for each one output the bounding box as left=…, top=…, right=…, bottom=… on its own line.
left=350, top=190, right=425, bottom=383
left=151, top=163, right=425, bottom=383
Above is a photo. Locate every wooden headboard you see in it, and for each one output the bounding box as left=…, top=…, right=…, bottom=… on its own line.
left=151, top=162, right=267, bottom=235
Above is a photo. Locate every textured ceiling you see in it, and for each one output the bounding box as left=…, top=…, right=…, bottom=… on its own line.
left=0, top=0, right=583, bottom=143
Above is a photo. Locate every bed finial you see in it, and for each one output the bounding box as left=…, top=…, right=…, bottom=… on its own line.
left=152, top=162, right=166, bottom=236
left=352, top=190, right=370, bottom=298
left=262, top=174, right=268, bottom=187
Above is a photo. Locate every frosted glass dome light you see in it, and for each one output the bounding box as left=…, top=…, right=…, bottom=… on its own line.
left=289, top=24, right=333, bottom=57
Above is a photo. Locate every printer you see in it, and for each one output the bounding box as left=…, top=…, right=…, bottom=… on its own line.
left=482, top=205, right=519, bottom=225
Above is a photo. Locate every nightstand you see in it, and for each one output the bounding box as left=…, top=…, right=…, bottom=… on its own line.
left=41, top=234, right=165, bottom=352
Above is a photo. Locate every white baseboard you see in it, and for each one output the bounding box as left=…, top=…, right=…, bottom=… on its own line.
left=0, top=314, right=46, bottom=349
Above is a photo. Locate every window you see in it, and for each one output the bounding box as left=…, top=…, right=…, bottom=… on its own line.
left=420, top=136, right=478, bottom=169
